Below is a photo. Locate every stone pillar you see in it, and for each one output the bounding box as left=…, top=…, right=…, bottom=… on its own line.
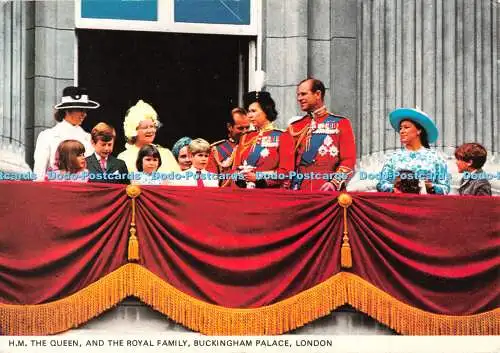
left=308, top=0, right=332, bottom=111
left=357, top=0, right=499, bottom=156
left=0, top=1, right=30, bottom=173
left=263, top=0, right=309, bottom=128
left=27, top=0, right=75, bottom=167
left=329, top=0, right=358, bottom=124
left=264, top=0, right=359, bottom=129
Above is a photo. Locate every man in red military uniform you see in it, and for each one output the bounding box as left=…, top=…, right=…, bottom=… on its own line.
left=206, top=107, right=250, bottom=185
left=286, top=78, right=356, bottom=191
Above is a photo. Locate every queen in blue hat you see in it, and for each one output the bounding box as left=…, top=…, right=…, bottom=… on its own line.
left=376, top=107, right=450, bottom=194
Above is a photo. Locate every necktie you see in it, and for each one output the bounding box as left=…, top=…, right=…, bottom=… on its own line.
left=196, top=170, right=204, bottom=188
left=100, top=158, right=106, bottom=172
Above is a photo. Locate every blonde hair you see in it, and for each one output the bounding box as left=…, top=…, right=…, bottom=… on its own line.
left=188, top=138, right=210, bottom=155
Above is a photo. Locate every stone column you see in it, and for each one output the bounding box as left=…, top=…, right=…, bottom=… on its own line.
left=263, top=0, right=309, bottom=128
left=264, top=0, right=359, bottom=130
left=329, top=0, right=358, bottom=124
left=27, top=0, right=75, bottom=167
left=357, top=0, right=499, bottom=156
left=0, top=1, right=30, bottom=173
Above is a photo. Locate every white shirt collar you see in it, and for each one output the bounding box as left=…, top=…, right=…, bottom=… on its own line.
left=60, top=119, right=80, bottom=130
left=188, top=167, right=205, bottom=173
left=94, top=153, right=106, bottom=161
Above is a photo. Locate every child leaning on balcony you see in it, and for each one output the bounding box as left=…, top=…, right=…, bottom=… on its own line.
left=168, top=138, right=219, bottom=187
left=455, top=143, right=492, bottom=196
left=132, top=144, right=165, bottom=185
left=48, top=139, right=89, bottom=182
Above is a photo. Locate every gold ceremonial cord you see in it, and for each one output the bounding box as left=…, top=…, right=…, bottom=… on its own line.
left=126, top=185, right=141, bottom=261
left=237, top=123, right=275, bottom=157
left=338, top=193, right=353, bottom=268
left=288, top=122, right=310, bottom=153
left=289, top=110, right=340, bottom=153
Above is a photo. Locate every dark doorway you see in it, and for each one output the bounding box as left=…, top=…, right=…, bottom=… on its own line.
left=77, top=29, right=248, bottom=154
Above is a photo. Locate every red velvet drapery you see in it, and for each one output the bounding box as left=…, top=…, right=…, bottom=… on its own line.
left=348, top=193, right=498, bottom=314
left=0, top=182, right=498, bottom=335
left=0, top=182, right=129, bottom=304
left=136, top=187, right=343, bottom=307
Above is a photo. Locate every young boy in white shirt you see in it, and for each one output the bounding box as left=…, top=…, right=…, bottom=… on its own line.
left=170, top=138, right=219, bottom=187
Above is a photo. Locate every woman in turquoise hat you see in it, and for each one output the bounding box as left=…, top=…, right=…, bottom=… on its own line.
left=376, top=108, right=450, bottom=194
left=171, top=136, right=192, bottom=171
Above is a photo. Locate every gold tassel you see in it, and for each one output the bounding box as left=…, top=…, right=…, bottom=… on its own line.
left=338, top=193, right=353, bottom=269
left=126, top=185, right=141, bottom=262
left=341, top=242, right=352, bottom=268
left=128, top=232, right=139, bottom=261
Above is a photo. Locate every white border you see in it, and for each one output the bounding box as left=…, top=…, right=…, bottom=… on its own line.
left=1, top=335, right=500, bottom=353
left=75, top=0, right=258, bottom=36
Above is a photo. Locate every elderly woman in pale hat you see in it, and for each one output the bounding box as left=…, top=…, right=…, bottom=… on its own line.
left=376, top=107, right=450, bottom=194
left=117, top=100, right=179, bottom=173
left=33, top=86, right=99, bottom=181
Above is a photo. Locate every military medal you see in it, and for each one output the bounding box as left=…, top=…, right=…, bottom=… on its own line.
left=329, top=145, right=338, bottom=157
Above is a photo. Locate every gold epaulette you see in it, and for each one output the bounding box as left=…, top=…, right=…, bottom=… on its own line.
left=210, top=139, right=227, bottom=147
left=288, top=115, right=306, bottom=125
left=329, top=112, right=349, bottom=119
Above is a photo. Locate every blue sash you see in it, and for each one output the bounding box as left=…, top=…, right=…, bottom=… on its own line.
left=245, top=130, right=281, bottom=166
left=217, top=140, right=233, bottom=160
left=300, top=115, right=341, bottom=166
left=291, top=115, right=341, bottom=190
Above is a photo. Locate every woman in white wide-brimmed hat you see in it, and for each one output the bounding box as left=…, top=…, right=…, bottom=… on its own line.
left=33, top=86, right=99, bottom=181
left=117, top=100, right=180, bottom=174
left=376, top=107, right=450, bottom=194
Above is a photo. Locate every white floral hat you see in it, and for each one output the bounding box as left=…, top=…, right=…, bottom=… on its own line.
left=123, top=100, right=160, bottom=140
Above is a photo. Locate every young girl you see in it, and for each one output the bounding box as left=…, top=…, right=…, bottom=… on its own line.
left=50, top=139, right=88, bottom=182
left=133, top=144, right=164, bottom=185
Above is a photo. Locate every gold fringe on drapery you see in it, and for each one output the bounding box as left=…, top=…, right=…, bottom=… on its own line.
left=0, top=263, right=138, bottom=336
left=342, top=272, right=499, bottom=335
left=1, top=264, right=498, bottom=336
